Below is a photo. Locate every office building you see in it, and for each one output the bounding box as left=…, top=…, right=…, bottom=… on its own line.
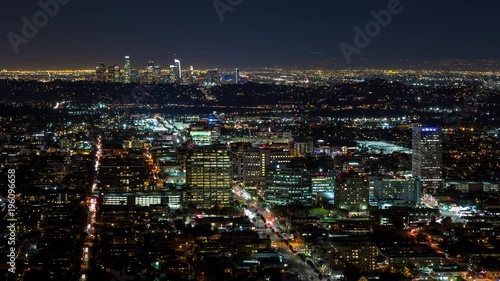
left=174, top=59, right=182, bottom=80
left=239, top=147, right=291, bottom=195
left=265, top=162, right=312, bottom=206
left=331, top=237, right=378, bottom=270
left=293, top=140, right=314, bottom=156
left=205, top=69, right=218, bottom=85
left=123, top=56, right=131, bottom=83
left=186, top=145, right=233, bottom=209
left=96, top=62, right=107, bottom=81
left=371, top=176, right=422, bottom=207
left=312, top=172, right=335, bottom=195
left=146, top=61, right=161, bottom=83
left=412, top=126, right=443, bottom=192
left=334, top=170, right=369, bottom=212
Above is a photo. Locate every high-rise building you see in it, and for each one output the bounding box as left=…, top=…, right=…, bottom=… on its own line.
left=412, top=126, right=443, bottom=192
left=293, top=139, right=314, bottom=156
left=205, top=69, right=218, bottom=86
left=265, top=162, right=312, bottom=206
left=105, top=64, right=121, bottom=83
left=239, top=147, right=291, bottom=195
left=235, top=68, right=240, bottom=83
left=371, top=176, right=422, bottom=207
left=146, top=61, right=161, bottom=83
left=123, top=56, right=131, bottom=83
left=334, top=170, right=369, bottom=212
left=107, top=65, right=115, bottom=82
left=99, top=152, right=148, bottom=193
left=174, top=59, right=182, bottom=80
left=312, top=172, right=335, bottom=195
left=96, top=62, right=107, bottom=81
left=186, top=145, right=233, bottom=209
left=113, top=64, right=121, bottom=82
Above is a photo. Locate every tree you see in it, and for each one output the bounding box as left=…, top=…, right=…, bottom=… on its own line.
left=308, top=207, right=329, bottom=217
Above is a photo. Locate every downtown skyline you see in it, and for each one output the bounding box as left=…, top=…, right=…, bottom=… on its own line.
left=1, top=0, right=500, bottom=70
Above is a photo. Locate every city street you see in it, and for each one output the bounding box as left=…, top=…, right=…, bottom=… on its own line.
left=234, top=185, right=323, bottom=281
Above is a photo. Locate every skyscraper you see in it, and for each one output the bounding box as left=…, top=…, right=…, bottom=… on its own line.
left=106, top=65, right=121, bottom=83
left=123, top=56, right=131, bottom=83
left=147, top=61, right=155, bottom=83
left=265, top=162, right=312, bottom=206
left=96, top=62, right=107, bottom=82
left=412, top=126, right=443, bottom=193
left=186, top=145, right=233, bottom=209
left=235, top=68, right=240, bottom=83
left=113, top=64, right=121, bottom=83
left=240, top=147, right=291, bottom=195
left=169, top=65, right=177, bottom=82
left=174, top=59, right=182, bottom=80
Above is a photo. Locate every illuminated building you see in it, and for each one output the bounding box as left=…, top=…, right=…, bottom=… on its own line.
left=99, top=153, right=148, bottom=193
left=412, top=126, right=443, bottom=192
left=189, top=122, right=214, bottom=146
left=206, top=114, right=221, bottom=144
left=235, top=68, right=240, bottom=83
left=101, top=192, right=183, bottom=209
left=106, top=64, right=121, bottom=83
left=96, top=62, right=107, bottom=81
left=114, top=65, right=121, bottom=82
left=333, top=155, right=364, bottom=173
left=331, top=237, right=378, bottom=270
left=293, top=140, right=313, bottom=156
left=123, top=56, right=131, bottom=83
left=174, top=59, right=181, bottom=80
left=334, top=169, right=369, bottom=211
left=265, top=162, right=312, bottom=206
left=186, top=145, right=233, bottom=209
left=205, top=69, right=218, bottom=85
left=107, top=65, right=115, bottom=82
left=147, top=60, right=161, bottom=83
left=240, top=148, right=291, bottom=195
left=311, top=172, right=335, bottom=195
left=371, top=176, right=421, bottom=207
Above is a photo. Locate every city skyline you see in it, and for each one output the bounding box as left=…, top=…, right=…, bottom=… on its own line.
left=2, top=0, right=500, bottom=70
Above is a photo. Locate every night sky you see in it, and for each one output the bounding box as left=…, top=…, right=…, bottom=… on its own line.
left=1, top=0, right=499, bottom=70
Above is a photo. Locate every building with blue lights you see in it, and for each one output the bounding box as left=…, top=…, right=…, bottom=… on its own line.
left=412, top=126, right=443, bottom=193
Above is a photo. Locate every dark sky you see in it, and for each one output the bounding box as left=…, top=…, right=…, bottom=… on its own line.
left=1, top=0, right=499, bottom=70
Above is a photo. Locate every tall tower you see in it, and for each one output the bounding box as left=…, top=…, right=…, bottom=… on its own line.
left=123, top=56, right=131, bottom=83
left=235, top=68, right=240, bottom=83
left=412, top=126, right=443, bottom=193
left=186, top=145, right=233, bottom=209
left=174, top=59, right=182, bottom=80
left=96, top=62, right=107, bottom=82
left=113, top=64, right=121, bottom=83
